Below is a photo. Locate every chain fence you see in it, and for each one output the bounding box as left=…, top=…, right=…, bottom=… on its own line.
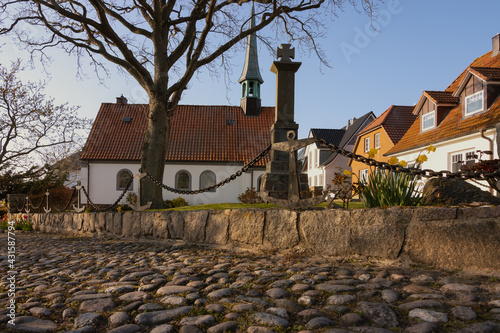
left=316, top=138, right=500, bottom=181
left=143, top=144, right=272, bottom=195
left=7, top=138, right=500, bottom=214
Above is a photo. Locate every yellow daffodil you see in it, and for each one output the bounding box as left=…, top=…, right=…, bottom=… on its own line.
left=368, top=148, right=378, bottom=159
left=343, top=170, right=352, bottom=176
left=388, top=156, right=399, bottom=165
left=426, top=144, right=436, bottom=153
left=416, top=154, right=428, bottom=164
left=398, top=160, right=408, bottom=167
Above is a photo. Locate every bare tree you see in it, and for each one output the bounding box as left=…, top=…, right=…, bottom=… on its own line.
left=0, top=59, right=88, bottom=179
left=0, top=0, right=378, bottom=208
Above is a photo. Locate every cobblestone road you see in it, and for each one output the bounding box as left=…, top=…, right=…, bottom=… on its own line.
left=1, top=232, right=499, bottom=333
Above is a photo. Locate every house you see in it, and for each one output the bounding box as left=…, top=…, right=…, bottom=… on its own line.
left=386, top=34, right=500, bottom=186
left=303, top=112, right=375, bottom=189
left=350, top=105, right=416, bottom=182
left=79, top=3, right=275, bottom=205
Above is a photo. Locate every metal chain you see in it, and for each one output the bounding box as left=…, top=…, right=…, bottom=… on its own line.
left=144, top=144, right=272, bottom=195
left=316, top=138, right=500, bottom=181
left=81, top=177, right=133, bottom=212
left=30, top=195, right=45, bottom=210
left=48, top=189, right=77, bottom=212
left=15, top=198, right=25, bottom=212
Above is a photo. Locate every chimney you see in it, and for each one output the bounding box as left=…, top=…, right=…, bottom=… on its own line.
left=492, top=33, right=500, bottom=58
left=116, top=95, right=128, bottom=104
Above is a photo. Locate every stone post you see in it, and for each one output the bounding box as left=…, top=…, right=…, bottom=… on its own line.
left=260, top=44, right=309, bottom=198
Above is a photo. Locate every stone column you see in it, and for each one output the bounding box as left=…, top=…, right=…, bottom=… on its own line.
left=260, top=44, right=309, bottom=198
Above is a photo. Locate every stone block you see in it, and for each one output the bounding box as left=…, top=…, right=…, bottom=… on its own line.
left=184, top=211, right=208, bottom=243
left=404, top=218, right=500, bottom=270
left=457, top=206, right=500, bottom=219
left=95, top=213, right=106, bottom=233
left=107, top=213, right=122, bottom=235
left=229, top=209, right=265, bottom=245
left=205, top=210, right=230, bottom=245
left=73, top=214, right=84, bottom=231
left=122, top=212, right=141, bottom=237
left=168, top=211, right=184, bottom=239
left=413, top=207, right=457, bottom=221
left=82, top=213, right=96, bottom=233
left=140, top=212, right=154, bottom=237
left=263, top=209, right=299, bottom=249
left=63, top=213, right=73, bottom=232
left=350, top=207, right=411, bottom=259
left=152, top=212, right=169, bottom=239
left=299, top=210, right=351, bottom=256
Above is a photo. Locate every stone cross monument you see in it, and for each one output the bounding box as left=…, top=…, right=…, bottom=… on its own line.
left=260, top=44, right=311, bottom=200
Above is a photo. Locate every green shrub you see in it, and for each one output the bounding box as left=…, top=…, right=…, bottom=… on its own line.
left=359, top=168, right=423, bottom=208
left=165, top=197, right=189, bottom=208
left=237, top=187, right=264, bottom=204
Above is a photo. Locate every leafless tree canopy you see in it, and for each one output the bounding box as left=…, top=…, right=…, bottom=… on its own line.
left=0, top=0, right=378, bottom=206
left=1, top=0, right=378, bottom=107
left=0, top=60, right=88, bottom=175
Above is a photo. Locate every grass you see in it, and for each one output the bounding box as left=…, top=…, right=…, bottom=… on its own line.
left=152, top=200, right=365, bottom=212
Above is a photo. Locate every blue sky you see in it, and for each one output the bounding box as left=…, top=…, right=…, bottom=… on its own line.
left=1, top=0, right=500, bottom=139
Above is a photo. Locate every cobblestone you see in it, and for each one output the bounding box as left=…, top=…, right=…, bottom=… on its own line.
left=1, top=233, right=500, bottom=332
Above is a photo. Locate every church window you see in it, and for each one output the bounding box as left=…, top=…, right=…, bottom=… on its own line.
left=249, top=82, right=254, bottom=96
left=200, top=170, right=216, bottom=192
left=242, top=83, right=247, bottom=97
left=175, top=170, right=191, bottom=190
left=116, top=169, right=133, bottom=191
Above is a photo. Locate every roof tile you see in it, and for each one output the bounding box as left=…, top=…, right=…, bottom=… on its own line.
left=387, top=51, right=500, bottom=155
left=81, top=104, right=274, bottom=166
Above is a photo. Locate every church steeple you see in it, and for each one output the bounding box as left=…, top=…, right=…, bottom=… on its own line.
left=239, top=1, right=263, bottom=115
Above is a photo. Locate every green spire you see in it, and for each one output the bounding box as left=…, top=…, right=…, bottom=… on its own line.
left=239, top=1, right=263, bottom=100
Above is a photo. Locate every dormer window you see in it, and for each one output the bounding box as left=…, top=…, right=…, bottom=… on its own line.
left=421, top=111, right=435, bottom=131
left=465, top=90, right=484, bottom=116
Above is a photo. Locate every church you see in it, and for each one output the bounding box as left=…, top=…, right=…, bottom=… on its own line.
left=79, top=4, right=275, bottom=206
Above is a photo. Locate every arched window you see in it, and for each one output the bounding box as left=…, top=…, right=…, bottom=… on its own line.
left=242, top=83, right=247, bottom=97
left=175, top=170, right=191, bottom=190
left=257, top=175, right=263, bottom=192
left=249, top=81, right=254, bottom=96
left=200, top=170, right=216, bottom=192
left=117, top=169, right=133, bottom=191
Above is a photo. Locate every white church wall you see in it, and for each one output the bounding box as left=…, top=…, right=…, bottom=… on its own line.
left=81, top=161, right=265, bottom=205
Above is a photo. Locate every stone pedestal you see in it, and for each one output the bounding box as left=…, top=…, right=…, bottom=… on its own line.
left=260, top=45, right=311, bottom=199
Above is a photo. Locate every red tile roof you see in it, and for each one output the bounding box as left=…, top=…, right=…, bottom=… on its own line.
left=386, top=51, right=500, bottom=155
left=423, top=91, right=459, bottom=105
left=80, top=104, right=274, bottom=166
left=469, top=67, right=500, bottom=81
left=359, top=105, right=416, bottom=144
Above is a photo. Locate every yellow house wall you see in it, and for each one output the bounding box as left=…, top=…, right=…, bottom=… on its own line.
left=351, top=127, right=394, bottom=181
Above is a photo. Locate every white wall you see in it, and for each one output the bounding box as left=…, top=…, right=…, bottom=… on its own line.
left=81, top=161, right=265, bottom=205
left=387, top=129, right=497, bottom=190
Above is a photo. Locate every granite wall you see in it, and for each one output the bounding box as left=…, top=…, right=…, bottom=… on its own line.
left=30, top=206, right=500, bottom=271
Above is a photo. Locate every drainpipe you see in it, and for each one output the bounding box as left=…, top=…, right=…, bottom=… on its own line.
left=480, top=128, right=494, bottom=195
left=480, top=128, right=493, bottom=160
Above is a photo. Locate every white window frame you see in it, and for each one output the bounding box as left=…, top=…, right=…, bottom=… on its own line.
left=360, top=169, right=369, bottom=183
left=364, top=137, right=370, bottom=152
left=421, top=111, right=436, bottom=131
left=465, top=90, right=484, bottom=116
left=374, top=133, right=381, bottom=149
left=450, top=150, right=476, bottom=173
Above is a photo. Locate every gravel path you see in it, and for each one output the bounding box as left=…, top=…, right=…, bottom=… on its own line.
left=1, top=232, right=499, bottom=333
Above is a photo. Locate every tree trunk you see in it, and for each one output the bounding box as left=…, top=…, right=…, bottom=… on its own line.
left=140, top=94, right=170, bottom=209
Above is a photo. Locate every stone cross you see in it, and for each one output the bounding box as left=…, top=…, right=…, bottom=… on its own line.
left=276, top=44, right=295, bottom=62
